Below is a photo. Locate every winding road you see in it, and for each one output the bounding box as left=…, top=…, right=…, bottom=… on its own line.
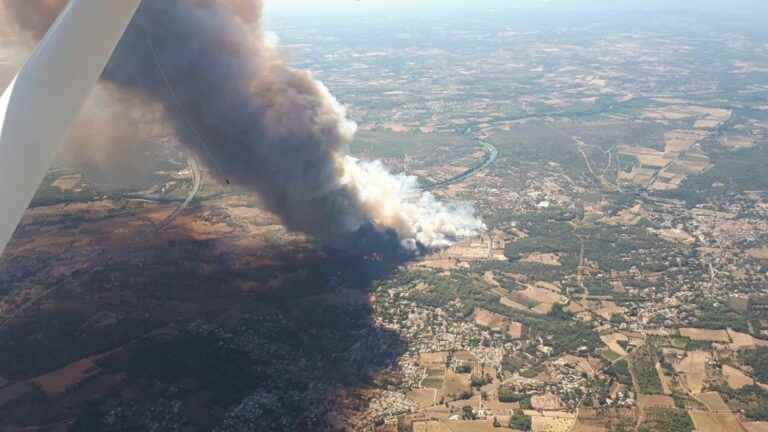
left=420, top=140, right=498, bottom=191
left=0, top=155, right=202, bottom=329
left=154, top=155, right=202, bottom=231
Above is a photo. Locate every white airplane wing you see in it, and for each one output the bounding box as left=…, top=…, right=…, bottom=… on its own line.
left=0, top=0, right=142, bottom=254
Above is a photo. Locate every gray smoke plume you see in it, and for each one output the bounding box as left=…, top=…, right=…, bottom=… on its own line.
left=61, top=88, right=166, bottom=188
left=4, top=0, right=485, bottom=250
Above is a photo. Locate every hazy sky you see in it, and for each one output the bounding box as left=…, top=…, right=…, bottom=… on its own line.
left=264, top=0, right=482, bottom=15
left=266, top=0, right=469, bottom=11
left=265, top=0, right=766, bottom=15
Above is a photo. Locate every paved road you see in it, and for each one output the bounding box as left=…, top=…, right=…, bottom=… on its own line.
left=421, top=141, right=498, bottom=191
left=155, top=155, right=202, bottom=231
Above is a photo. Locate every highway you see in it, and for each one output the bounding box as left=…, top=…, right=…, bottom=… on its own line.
left=0, top=155, right=202, bottom=329
left=155, top=155, right=202, bottom=231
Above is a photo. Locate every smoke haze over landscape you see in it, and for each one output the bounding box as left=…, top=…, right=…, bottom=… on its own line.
left=3, top=0, right=484, bottom=251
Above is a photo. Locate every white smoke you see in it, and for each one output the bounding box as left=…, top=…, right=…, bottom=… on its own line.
left=301, top=77, right=486, bottom=251
left=316, top=78, right=486, bottom=251
left=5, top=0, right=486, bottom=253
left=340, top=157, right=486, bottom=251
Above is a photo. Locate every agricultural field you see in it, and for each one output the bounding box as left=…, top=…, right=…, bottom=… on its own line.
left=675, top=351, right=712, bottom=395
left=638, top=408, right=693, bottom=432
left=5, top=3, right=768, bottom=432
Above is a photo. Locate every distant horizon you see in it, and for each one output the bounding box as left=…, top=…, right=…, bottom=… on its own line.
left=264, top=0, right=768, bottom=37
left=265, top=0, right=768, bottom=16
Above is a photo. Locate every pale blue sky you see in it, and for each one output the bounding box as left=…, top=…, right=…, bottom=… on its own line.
left=265, top=0, right=469, bottom=11
left=265, top=0, right=765, bottom=15
left=264, top=0, right=487, bottom=15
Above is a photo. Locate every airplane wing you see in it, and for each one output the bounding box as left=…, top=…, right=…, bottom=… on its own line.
left=0, top=0, right=142, bottom=254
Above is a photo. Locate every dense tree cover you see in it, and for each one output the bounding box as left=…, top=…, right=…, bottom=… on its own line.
left=585, top=275, right=615, bottom=296
left=471, top=375, right=492, bottom=387
left=508, top=411, right=532, bottom=431
left=350, top=130, right=473, bottom=160
left=504, top=210, right=676, bottom=275
left=716, top=384, right=768, bottom=421
left=618, top=154, right=640, bottom=173
left=71, top=402, right=102, bottom=431
left=456, top=364, right=472, bottom=373
left=519, top=363, right=547, bottom=379
left=387, top=269, right=498, bottom=314
left=694, top=301, right=750, bottom=332
left=491, top=132, right=586, bottom=182
left=632, top=346, right=663, bottom=394
left=522, top=315, right=601, bottom=356
left=501, top=354, right=528, bottom=374
left=610, top=314, right=627, bottom=325
left=457, top=390, right=474, bottom=400
left=607, top=359, right=633, bottom=386
left=98, top=334, right=262, bottom=406
left=503, top=261, right=569, bottom=283
left=462, top=405, right=475, bottom=420
left=741, top=347, right=768, bottom=383
left=548, top=303, right=573, bottom=320
left=498, top=386, right=531, bottom=404
left=0, top=307, right=160, bottom=380
left=0, top=386, right=54, bottom=427
left=673, top=145, right=768, bottom=206
left=637, top=408, right=693, bottom=432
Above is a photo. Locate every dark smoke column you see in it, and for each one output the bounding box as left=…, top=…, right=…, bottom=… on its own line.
left=105, top=0, right=372, bottom=244
left=6, top=0, right=373, bottom=244
left=5, top=0, right=486, bottom=252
